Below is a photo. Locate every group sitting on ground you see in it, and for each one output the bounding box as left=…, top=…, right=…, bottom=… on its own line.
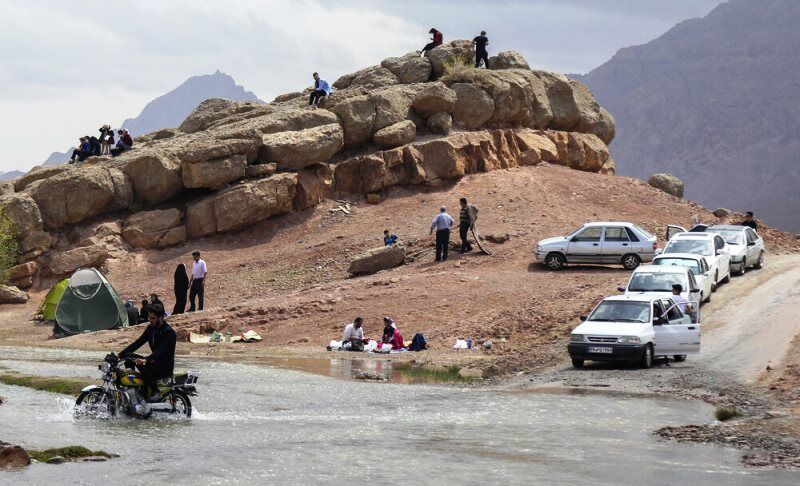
left=334, top=316, right=428, bottom=352
left=69, top=125, right=133, bottom=163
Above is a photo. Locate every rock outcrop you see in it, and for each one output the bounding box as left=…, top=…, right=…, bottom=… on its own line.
left=648, top=173, right=685, bottom=198
left=0, top=285, right=28, bottom=304
left=348, top=244, right=406, bottom=275
left=6, top=43, right=617, bottom=286
left=0, top=442, right=31, bottom=470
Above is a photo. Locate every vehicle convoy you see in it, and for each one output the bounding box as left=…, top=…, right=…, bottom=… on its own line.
left=568, top=295, right=701, bottom=368
left=661, top=230, right=731, bottom=290
left=651, top=253, right=714, bottom=303
left=705, top=225, right=765, bottom=275
left=75, top=352, right=198, bottom=418
left=620, top=266, right=703, bottom=303
left=534, top=222, right=657, bottom=271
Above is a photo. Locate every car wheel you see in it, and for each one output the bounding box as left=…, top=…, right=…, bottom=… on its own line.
left=571, top=358, right=584, bottom=368
left=673, top=355, right=687, bottom=362
left=711, top=272, right=718, bottom=292
left=703, top=291, right=711, bottom=304
left=545, top=253, right=566, bottom=271
left=754, top=252, right=765, bottom=269
left=722, top=267, right=731, bottom=284
left=640, top=344, right=653, bottom=369
left=621, top=254, right=641, bottom=270
left=736, top=259, right=746, bottom=276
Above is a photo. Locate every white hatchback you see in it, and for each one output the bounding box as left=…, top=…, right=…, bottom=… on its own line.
left=621, top=265, right=703, bottom=304
left=662, top=230, right=732, bottom=290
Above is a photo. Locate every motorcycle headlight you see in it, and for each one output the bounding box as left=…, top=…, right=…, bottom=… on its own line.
left=617, top=336, right=641, bottom=344
left=100, top=362, right=111, bottom=373
left=570, top=333, right=585, bottom=343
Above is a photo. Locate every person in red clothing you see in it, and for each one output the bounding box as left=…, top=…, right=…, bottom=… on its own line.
left=381, top=317, right=405, bottom=349
left=420, top=28, right=443, bottom=56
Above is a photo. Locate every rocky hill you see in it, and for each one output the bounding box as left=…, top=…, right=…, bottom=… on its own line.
left=576, top=0, right=800, bottom=232
left=0, top=42, right=619, bottom=289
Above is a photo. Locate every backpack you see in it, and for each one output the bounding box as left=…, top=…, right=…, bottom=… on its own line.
left=409, top=333, right=428, bottom=352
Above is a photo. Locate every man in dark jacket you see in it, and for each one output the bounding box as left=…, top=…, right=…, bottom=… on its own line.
left=458, top=197, right=478, bottom=252
left=473, top=31, right=489, bottom=68
left=124, top=299, right=139, bottom=327
left=119, top=304, right=177, bottom=401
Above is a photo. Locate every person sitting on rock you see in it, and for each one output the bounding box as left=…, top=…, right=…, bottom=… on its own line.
left=70, top=137, right=92, bottom=163
left=309, top=72, right=332, bottom=107
left=420, top=28, right=443, bottom=56
left=111, top=129, right=133, bottom=156
left=383, top=229, right=398, bottom=246
left=473, top=31, right=489, bottom=68
left=342, top=317, right=368, bottom=351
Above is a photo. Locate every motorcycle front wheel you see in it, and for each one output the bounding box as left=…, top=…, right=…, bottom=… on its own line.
left=75, top=389, right=116, bottom=417
left=160, top=390, right=192, bottom=417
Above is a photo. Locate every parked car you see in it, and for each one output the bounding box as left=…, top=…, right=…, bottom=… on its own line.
left=661, top=229, right=731, bottom=290
left=620, top=265, right=703, bottom=304
left=568, top=294, right=701, bottom=368
left=534, top=222, right=657, bottom=271
left=705, top=225, right=765, bottom=275
left=652, top=253, right=714, bottom=303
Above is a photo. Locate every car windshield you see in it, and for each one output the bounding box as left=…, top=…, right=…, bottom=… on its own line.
left=565, top=226, right=586, bottom=239
left=708, top=230, right=744, bottom=245
left=628, top=272, right=687, bottom=292
left=653, top=258, right=701, bottom=275
left=664, top=239, right=713, bottom=256
left=589, top=301, right=650, bottom=323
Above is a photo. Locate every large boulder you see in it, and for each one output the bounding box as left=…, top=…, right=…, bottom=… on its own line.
left=514, top=130, right=559, bottom=164
left=373, top=120, right=416, bottom=149
left=426, top=41, right=474, bottom=78
left=173, top=135, right=261, bottom=164
left=122, top=208, right=186, bottom=249
left=473, top=70, right=535, bottom=126
left=295, top=164, right=333, bottom=210
left=427, top=112, right=452, bottom=134
left=48, top=245, right=110, bottom=276
left=0, top=285, right=28, bottom=304
left=592, top=107, right=616, bottom=145
left=260, top=123, right=344, bottom=170
left=370, top=85, right=422, bottom=132
left=185, top=197, right=217, bottom=238
left=565, top=133, right=611, bottom=172
left=337, top=66, right=399, bottom=90
left=488, top=50, right=531, bottom=70
left=537, top=71, right=579, bottom=130
left=212, top=108, right=339, bottom=140
left=0, top=193, right=51, bottom=254
left=380, top=55, right=432, bottom=84
left=113, top=150, right=183, bottom=206
left=330, top=95, right=376, bottom=147
left=348, top=244, right=406, bottom=275
left=412, top=82, right=457, bottom=118
left=567, top=80, right=602, bottom=135
left=182, top=154, right=247, bottom=189
left=26, top=167, right=133, bottom=229
left=14, top=164, right=72, bottom=192
left=0, top=181, right=13, bottom=196
left=648, top=173, right=685, bottom=198
left=7, top=261, right=39, bottom=281
left=0, top=442, right=31, bottom=470
left=179, top=98, right=240, bottom=133
left=451, top=83, right=495, bottom=129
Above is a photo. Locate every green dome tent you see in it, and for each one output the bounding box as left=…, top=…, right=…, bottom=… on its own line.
left=37, top=278, right=69, bottom=321
left=55, top=268, right=128, bottom=335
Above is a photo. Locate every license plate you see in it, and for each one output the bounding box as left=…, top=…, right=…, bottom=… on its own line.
left=588, top=347, right=613, bottom=354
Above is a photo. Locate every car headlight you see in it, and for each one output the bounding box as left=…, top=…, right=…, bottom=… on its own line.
left=570, top=334, right=585, bottom=343
left=617, top=336, right=641, bottom=344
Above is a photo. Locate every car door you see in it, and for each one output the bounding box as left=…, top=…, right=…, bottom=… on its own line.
left=661, top=298, right=701, bottom=355
left=652, top=299, right=679, bottom=355
left=686, top=272, right=702, bottom=303
left=601, top=226, right=631, bottom=263
left=666, top=225, right=686, bottom=242
left=699, top=259, right=713, bottom=297
left=745, top=229, right=761, bottom=262
left=566, top=226, right=603, bottom=263
left=713, top=235, right=731, bottom=277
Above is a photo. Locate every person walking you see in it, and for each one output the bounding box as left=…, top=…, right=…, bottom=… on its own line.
left=420, top=28, right=443, bottom=56
left=309, top=72, right=332, bottom=107
left=473, top=31, right=489, bottom=68
left=458, top=197, right=478, bottom=253
left=188, top=250, right=207, bottom=312
left=172, top=263, right=190, bottom=315
left=430, top=206, right=454, bottom=262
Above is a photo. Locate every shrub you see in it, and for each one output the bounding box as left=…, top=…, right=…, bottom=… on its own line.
left=440, top=57, right=478, bottom=84
left=715, top=407, right=742, bottom=421
left=0, top=205, right=20, bottom=284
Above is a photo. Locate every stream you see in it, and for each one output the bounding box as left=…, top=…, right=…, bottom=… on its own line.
left=0, top=346, right=796, bottom=485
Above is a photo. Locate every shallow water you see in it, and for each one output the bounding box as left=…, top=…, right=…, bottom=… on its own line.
left=0, top=346, right=796, bottom=485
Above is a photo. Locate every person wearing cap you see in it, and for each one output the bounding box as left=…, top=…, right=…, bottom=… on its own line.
left=430, top=206, right=454, bottom=262
left=309, top=72, right=332, bottom=107
left=188, top=250, right=207, bottom=312
left=473, top=30, right=489, bottom=68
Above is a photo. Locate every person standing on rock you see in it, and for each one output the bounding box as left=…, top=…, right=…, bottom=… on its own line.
left=188, top=250, right=207, bottom=312
left=739, top=211, right=758, bottom=231
left=172, top=263, right=190, bottom=315
left=473, top=31, right=489, bottom=68
left=430, top=206, right=454, bottom=262
left=459, top=197, right=478, bottom=253
left=420, top=28, right=443, bottom=56
left=309, top=72, right=332, bottom=107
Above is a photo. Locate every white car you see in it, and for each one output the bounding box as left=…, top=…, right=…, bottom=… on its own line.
left=621, top=266, right=703, bottom=304
left=705, top=225, right=765, bottom=275
left=534, top=222, right=657, bottom=271
left=662, top=229, right=731, bottom=290
left=651, top=253, right=713, bottom=303
left=568, top=294, right=701, bottom=368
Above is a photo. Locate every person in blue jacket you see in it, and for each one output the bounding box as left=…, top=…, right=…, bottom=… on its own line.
left=309, top=72, right=332, bottom=106
left=119, top=303, right=176, bottom=401
left=383, top=229, right=398, bottom=246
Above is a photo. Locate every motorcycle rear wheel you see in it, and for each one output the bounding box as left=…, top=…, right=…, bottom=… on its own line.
left=75, top=389, right=116, bottom=417
left=160, top=390, right=192, bottom=417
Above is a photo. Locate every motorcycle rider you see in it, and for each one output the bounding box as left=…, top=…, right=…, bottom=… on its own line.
left=119, top=303, right=177, bottom=402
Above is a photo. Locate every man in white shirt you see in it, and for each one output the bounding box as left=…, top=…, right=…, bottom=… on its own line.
left=429, top=206, right=454, bottom=262
left=342, top=317, right=366, bottom=351
left=189, top=250, right=207, bottom=312
left=670, top=284, right=694, bottom=314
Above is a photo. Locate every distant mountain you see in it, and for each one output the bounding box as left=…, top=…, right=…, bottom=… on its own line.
left=42, top=150, right=71, bottom=166
left=0, top=170, right=24, bottom=181
left=121, top=70, right=262, bottom=136
left=577, top=0, right=800, bottom=232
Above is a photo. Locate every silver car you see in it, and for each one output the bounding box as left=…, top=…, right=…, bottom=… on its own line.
left=534, top=222, right=657, bottom=271
left=706, top=225, right=765, bottom=275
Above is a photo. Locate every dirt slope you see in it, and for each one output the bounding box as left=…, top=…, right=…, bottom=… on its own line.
left=1, top=164, right=798, bottom=374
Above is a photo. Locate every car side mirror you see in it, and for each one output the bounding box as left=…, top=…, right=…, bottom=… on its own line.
left=716, top=249, right=723, bottom=255
left=579, top=315, right=587, bottom=322
left=747, top=241, right=756, bottom=246
left=617, top=287, right=625, bottom=292
left=654, top=316, right=668, bottom=325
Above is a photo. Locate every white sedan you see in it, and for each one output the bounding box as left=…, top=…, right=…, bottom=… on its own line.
left=652, top=253, right=713, bottom=303
left=662, top=229, right=732, bottom=291
left=706, top=225, right=765, bottom=275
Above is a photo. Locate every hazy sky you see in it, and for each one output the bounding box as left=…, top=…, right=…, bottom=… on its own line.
left=0, top=0, right=723, bottom=173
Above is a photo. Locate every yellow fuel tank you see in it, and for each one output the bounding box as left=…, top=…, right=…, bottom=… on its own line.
left=120, top=374, right=144, bottom=387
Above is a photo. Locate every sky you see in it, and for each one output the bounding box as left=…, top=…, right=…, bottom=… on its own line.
left=0, top=0, right=723, bottom=173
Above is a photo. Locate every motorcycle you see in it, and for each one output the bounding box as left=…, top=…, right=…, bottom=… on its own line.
left=75, top=352, right=198, bottom=418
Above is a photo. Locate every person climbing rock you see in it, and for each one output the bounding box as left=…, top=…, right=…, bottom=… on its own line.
left=459, top=197, right=478, bottom=253
left=473, top=31, right=489, bottom=68
left=309, top=72, right=332, bottom=107
left=430, top=206, right=454, bottom=262
left=420, top=28, right=443, bottom=56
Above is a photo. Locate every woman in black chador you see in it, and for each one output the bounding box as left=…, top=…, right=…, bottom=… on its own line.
left=172, top=263, right=190, bottom=315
